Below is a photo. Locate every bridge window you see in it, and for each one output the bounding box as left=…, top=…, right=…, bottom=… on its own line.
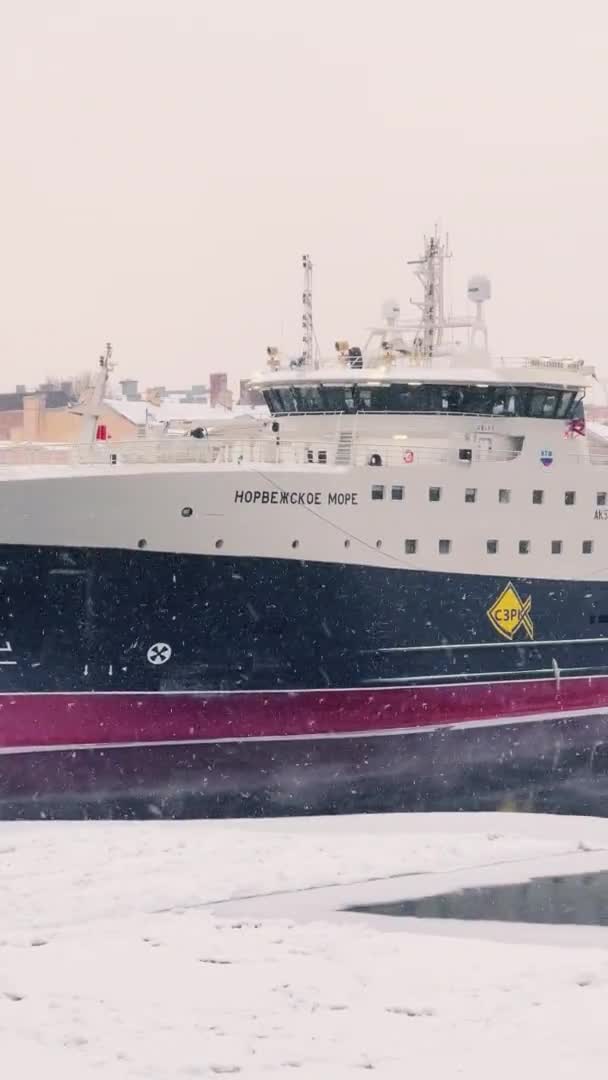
left=519, top=540, right=530, bottom=554
left=551, top=540, right=563, bottom=554
left=405, top=539, right=417, bottom=554
left=532, top=490, right=544, bottom=505
left=261, top=384, right=584, bottom=418
left=565, top=491, right=576, bottom=506
left=464, top=488, right=477, bottom=503
left=487, top=539, right=498, bottom=554
left=583, top=540, right=593, bottom=554
left=598, top=492, right=607, bottom=506
left=438, top=539, right=451, bottom=554
left=391, top=485, right=404, bottom=501
left=371, top=485, right=385, bottom=501
left=429, top=487, right=441, bottom=502
left=498, top=488, right=511, bottom=504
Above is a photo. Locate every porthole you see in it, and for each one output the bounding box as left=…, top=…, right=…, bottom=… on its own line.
left=137, top=538, right=147, bottom=549
left=291, top=540, right=300, bottom=549
left=344, top=539, right=351, bottom=549
left=215, top=539, right=224, bottom=549
left=376, top=540, right=382, bottom=549
left=181, top=506, right=193, bottom=518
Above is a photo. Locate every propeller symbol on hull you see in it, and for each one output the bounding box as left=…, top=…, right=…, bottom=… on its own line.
left=147, top=642, right=172, bottom=665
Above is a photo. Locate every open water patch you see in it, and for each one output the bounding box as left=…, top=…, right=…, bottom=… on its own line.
left=347, top=871, right=608, bottom=926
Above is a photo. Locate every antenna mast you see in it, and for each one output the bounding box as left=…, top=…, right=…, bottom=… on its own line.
left=74, top=342, right=114, bottom=446
left=407, top=227, right=449, bottom=359
left=301, top=254, right=314, bottom=368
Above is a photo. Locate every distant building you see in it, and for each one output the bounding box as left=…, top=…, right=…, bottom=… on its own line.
left=0, top=387, right=75, bottom=442
left=119, top=379, right=141, bottom=401
left=209, top=372, right=228, bottom=407
left=239, top=379, right=265, bottom=407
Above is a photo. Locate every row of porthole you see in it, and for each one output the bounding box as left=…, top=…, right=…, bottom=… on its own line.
left=139, top=534, right=595, bottom=556
left=138, top=534, right=368, bottom=552
left=139, top=537, right=226, bottom=550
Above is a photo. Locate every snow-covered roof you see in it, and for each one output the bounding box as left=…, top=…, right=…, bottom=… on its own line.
left=104, top=399, right=268, bottom=426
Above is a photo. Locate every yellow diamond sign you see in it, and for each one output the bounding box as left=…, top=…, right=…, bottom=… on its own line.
left=487, top=582, right=534, bottom=641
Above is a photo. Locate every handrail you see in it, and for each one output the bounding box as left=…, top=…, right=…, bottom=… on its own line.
left=0, top=433, right=606, bottom=469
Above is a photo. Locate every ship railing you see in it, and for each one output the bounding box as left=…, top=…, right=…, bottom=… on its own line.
left=69, top=435, right=523, bottom=469
left=0, top=442, right=73, bottom=465
left=3, top=434, right=608, bottom=468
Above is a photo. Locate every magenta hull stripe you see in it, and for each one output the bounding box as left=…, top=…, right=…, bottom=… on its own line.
left=2, top=677, right=608, bottom=750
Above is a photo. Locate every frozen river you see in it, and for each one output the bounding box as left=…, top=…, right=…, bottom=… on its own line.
left=3, top=812, right=608, bottom=1078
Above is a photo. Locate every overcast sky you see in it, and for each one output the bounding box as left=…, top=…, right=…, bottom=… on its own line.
left=1, top=0, right=606, bottom=390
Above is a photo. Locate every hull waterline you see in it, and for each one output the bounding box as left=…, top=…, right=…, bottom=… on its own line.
left=2, top=683, right=608, bottom=818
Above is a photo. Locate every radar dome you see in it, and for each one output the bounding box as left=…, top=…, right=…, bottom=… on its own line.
left=467, top=275, right=491, bottom=303
left=381, top=298, right=401, bottom=324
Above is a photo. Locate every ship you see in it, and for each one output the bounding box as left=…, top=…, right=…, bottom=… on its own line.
left=1, top=231, right=608, bottom=817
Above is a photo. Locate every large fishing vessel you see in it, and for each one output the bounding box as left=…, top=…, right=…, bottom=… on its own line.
left=1, top=231, right=608, bottom=816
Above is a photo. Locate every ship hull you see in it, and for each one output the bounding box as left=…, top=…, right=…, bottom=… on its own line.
left=2, top=543, right=608, bottom=815
left=1, top=692, right=608, bottom=818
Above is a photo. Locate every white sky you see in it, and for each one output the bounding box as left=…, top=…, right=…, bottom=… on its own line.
left=1, top=0, right=607, bottom=390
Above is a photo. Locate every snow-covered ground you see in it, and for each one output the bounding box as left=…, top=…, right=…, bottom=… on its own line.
left=3, top=812, right=608, bottom=1078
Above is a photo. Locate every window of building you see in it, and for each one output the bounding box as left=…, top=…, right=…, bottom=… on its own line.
left=391, top=485, right=404, bottom=501
left=487, top=539, right=498, bottom=554
left=371, top=485, right=384, bottom=501
left=464, top=488, right=477, bottom=503
left=429, top=487, right=441, bottom=502
left=532, top=490, right=544, bottom=505
left=598, top=492, right=607, bottom=507
left=405, top=539, right=417, bottom=554
left=583, top=540, right=593, bottom=555
left=551, top=540, right=563, bottom=554
left=498, top=489, right=511, bottom=504
left=438, top=539, right=451, bottom=554
left=519, top=540, right=530, bottom=554
left=565, top=491, right=576, bottom=506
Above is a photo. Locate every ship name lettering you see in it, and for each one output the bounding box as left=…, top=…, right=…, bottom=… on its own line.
left=595, top=509, right=608, bottom=521
left=234, top=489, right=322, bottom=506
left=234, top=489, right=357, bottom=507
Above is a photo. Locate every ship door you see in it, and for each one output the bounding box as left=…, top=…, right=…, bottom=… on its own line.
left=476, top=435, right=493, bottom=461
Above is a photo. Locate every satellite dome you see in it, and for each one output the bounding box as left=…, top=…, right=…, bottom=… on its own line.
left=381, top=298, right=401, bottom=324
left=467, top=275, right=491, bottom=303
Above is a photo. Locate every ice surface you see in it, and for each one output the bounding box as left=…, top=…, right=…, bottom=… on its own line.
left=2, top=812, right=608, bottom=1078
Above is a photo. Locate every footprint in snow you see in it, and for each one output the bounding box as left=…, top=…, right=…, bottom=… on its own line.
left=385, top=1005, right=435, bottom=1017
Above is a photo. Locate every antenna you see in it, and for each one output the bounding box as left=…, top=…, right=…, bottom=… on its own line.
left=73, top=341, right=115, bottom=446
left=301, top=254, right=314, bottom=368
left=407, top=227, right=450, bottom=358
